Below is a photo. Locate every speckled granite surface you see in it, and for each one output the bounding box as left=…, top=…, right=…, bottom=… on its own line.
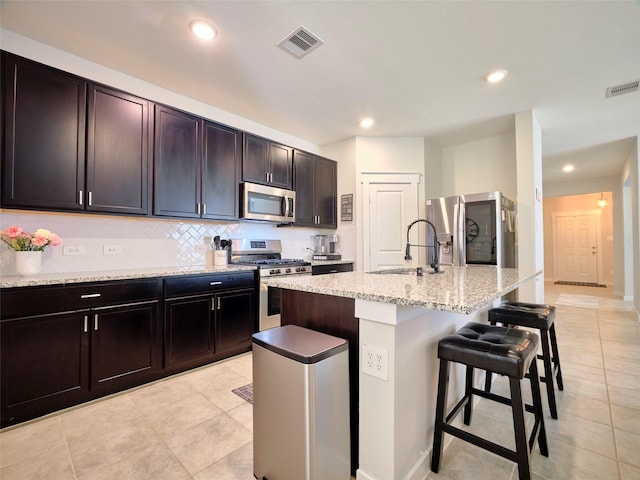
left=0, top=265, right=257, bottom=289
left=263, top=266, right=541, bottom=314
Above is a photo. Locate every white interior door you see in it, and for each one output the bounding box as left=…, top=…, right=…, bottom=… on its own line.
left=553, top=213, right=598, bottom=283
left=362, top=173, right=419, bottom=271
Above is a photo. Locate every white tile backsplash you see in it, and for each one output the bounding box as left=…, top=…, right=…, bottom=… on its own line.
left=0, top=210, right=341, bottom=275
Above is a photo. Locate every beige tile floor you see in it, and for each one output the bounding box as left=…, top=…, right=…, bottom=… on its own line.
left=1, top=282, right=639, bottom=480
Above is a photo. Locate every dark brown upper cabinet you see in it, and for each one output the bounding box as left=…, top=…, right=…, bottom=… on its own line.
left=293, top=150, right=337, bottom=228
left=153, top=105, right=201, bottom=218
left=2, top=53, right=87, bottom=210
left=1, top=53, right=151, bottom=215
left=202, top=121, right=241, bottom=220
left=153, top=105, right=241, bottom=220
left=86, top=84, right=150, bottom=214
left=242, top=133, right=292, bottom=190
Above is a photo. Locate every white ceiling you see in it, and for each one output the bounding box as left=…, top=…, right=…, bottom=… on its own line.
left=1, top=1, right=639, bottom=184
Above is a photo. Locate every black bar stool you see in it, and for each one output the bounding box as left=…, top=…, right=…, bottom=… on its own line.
left=431, top=322, right=548, bottom=480
left=485, top=301, right=563, bottom=419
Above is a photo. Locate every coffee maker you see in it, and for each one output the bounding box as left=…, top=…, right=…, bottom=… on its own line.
left=312, top=234, right=341, bottom=260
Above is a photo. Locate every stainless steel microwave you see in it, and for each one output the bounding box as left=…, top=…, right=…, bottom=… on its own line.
left=240, top=182, right=296, bottom=223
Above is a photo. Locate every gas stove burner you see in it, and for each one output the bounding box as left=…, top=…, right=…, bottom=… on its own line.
left=229, top=238, right=311, bottom=276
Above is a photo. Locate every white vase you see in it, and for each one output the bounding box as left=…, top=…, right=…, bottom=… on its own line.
left=15, top=251, right=42, bottom=275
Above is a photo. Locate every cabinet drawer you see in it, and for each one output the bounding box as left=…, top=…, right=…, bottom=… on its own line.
left=312, top=263, right=354, bottom=276
left=164, top=271, right=255, bottom=298
left=0, top=279, right=160, bottom=319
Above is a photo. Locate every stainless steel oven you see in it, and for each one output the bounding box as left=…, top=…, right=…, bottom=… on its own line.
left=230, top=239, right=311, bottom=330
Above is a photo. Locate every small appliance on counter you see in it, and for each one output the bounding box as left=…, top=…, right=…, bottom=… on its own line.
left=312, top=234, right=341, bottom=261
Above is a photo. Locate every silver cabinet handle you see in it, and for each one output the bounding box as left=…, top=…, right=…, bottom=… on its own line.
left=80, top=293, right=101, bottom=299
left=79, top=190, right=83, bottom=205
left=266, top=172, right=270, bottom=183
left=203, top=203, right=207, bottom=216
left=197, top=203, right=201, bottom=215
left=83, top=315, right=88, bottom=333
left=94, top=314, right=99, bottom=331
left=217, top=297, right=221, bottom=310
left=209, top=281, right=222, bottom=286
left=88, top=191, right=93, bottom=206
left=211, top=298, right=216, bottom=311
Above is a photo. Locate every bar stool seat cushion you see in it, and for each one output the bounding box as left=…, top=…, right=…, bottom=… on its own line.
left=489, top=302, right=556, bottom=330
left=438, top=322, right=539, bottom=379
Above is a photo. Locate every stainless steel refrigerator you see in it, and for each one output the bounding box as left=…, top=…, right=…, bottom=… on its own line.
left=425, top=191, right=516, bottom=268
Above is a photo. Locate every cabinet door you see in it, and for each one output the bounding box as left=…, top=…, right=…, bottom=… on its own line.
left=1, top=53, right=86, bottom=210
left=164, top=296, right=214, bottom=367
left=268, top=142, right=293, bottom=189
left=86, top=84, right=150, bottom=214
left=315, top=156, right=337, bottom=228
left=1, top=311, right=89, bottom=426
left=215, top=289, right=255, bottom=354
left=242, top=134, right=270, bottom=185
left=293, top=150, right=316, bottom=227
left=90, top=301, right=158, bottom=390
left=202, top=121, right=241, bottom=220
left=154, top=105, right=201, bottom=217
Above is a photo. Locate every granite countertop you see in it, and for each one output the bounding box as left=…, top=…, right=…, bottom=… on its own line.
left=0, top=264, right=257, bottom=289
left=263, top=266, right=541, bottom=314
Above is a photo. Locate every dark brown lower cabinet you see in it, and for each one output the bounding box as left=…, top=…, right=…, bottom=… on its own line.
left=90, top=301, right=158, bottom=389
left=1, top=310, right=90, bottom=426
left=280, top=290, right=359, bottom=475
left=0, top=279, right=161, bottom=427
left=163, top=272, right=256, bottom=374
left=1, top=273, right=257, bottom=428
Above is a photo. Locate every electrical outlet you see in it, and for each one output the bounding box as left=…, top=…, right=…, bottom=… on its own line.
left=362, top=344, right=389, bottom=380
left=63, top=245, right=85, bottom=256
left=103, top=244, right=122, bottom=255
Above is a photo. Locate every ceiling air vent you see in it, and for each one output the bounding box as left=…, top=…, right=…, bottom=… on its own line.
left=277, top=26, right=323, bottom=59
left=605, top=80, right=639, bottom=98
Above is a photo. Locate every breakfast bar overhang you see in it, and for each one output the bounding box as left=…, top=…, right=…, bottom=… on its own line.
left=263, top=266, right=541, bottom=480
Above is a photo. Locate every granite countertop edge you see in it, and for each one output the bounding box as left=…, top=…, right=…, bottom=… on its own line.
left=264, top=267, right=542, bottom=314
left=0, top=264, right=258, bottom=289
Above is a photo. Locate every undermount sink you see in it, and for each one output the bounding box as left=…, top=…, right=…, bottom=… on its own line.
left=367, top=267, right=419, bottom=275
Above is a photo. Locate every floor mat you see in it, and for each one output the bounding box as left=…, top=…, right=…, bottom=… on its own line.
left=556, top=294, right=598, bottom=309
left=554, top=281, right=606, bottom=287
left=232, top=383, right=253, bottom=404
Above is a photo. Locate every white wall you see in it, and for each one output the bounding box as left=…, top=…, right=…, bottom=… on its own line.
left=620, top=137, right=640, bottom=317
left=439, top=131, right=517, bottom=200
left=515, top=110, right=544, bottom=302
left=321, top=138, right=358, bottom=264
left=424, top=138, right=443, bottom=199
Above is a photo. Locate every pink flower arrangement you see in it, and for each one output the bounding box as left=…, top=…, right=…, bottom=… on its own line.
left=1, top=225, right=62, bottom=252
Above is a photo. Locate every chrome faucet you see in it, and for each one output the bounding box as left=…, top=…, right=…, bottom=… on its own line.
left=404, top=218, right=442, bottom=274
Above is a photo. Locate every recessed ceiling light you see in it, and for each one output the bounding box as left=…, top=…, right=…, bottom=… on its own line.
left=484, top=69, right=508, bottom=84
left=190, top=20, right=216, bottom=41
left=360, top=117, right=375, bottom=129
left=562, top=164, right=575, bottom=173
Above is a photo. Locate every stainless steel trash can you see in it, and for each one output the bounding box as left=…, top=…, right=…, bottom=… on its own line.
left=252, top=324, right=350, bottom=480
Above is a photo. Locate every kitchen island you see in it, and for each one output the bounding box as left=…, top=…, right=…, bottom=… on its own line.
left=263, top=266, right=540, bottom=480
